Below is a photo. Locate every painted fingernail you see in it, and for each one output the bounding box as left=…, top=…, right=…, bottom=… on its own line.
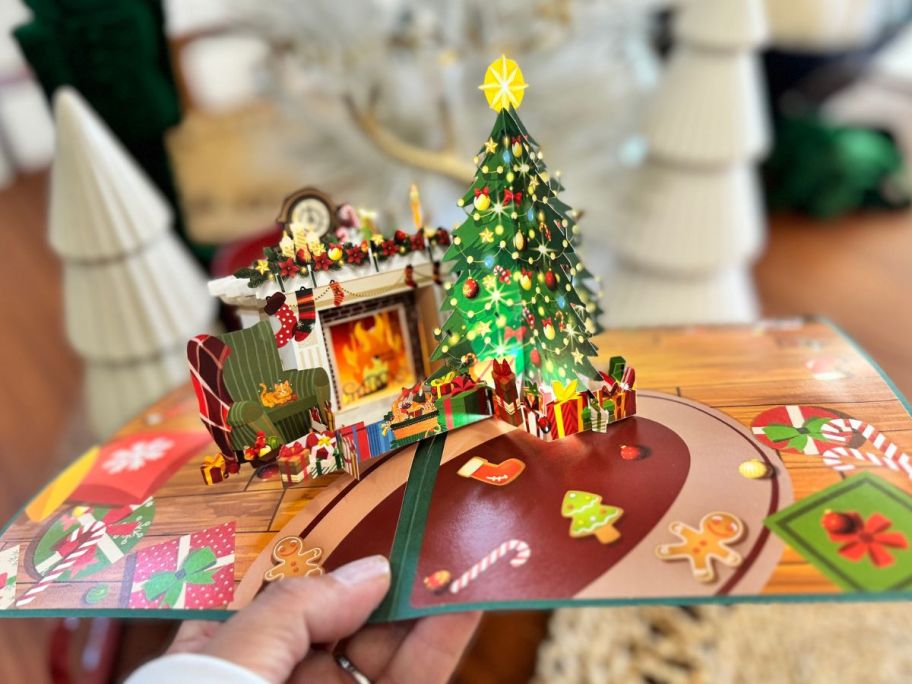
left=331, top=555, right=390, bottom=587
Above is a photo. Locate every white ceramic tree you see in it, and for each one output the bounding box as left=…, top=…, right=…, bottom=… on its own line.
left=603, top=0, right=771, bottom=326
left=49, top=87, right=216, bottom=437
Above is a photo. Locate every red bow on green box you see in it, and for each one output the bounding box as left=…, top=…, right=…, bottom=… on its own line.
left=143, top=547, right=217, bottom=608
left=451, top=376, right=477, bottom=393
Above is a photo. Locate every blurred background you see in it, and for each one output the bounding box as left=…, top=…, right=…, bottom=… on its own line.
left=0, top=0, right=911, bottom=681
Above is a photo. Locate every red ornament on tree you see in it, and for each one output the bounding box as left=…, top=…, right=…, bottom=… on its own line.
left=463, top=278, right=479, bottom=299
left=530, top=348, right=541, bottom=367
left=544, top=270, right=557, bottom=290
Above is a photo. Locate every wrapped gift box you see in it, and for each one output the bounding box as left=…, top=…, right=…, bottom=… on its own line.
left=337, top=423, right=370, bottom=462
left=366, top=419, right=394, bottom=457
left=491, top=359, right=523, bottom=427
left=429, top=371, right=456, bottom=399
left=303, top=430, right=345, bottom=478
left=200, top=454, right=228, bottom=485
left=334, top=427, right=362, bottom=479
left=545, top=380, right=585, bottom=439
left=435, top=378, right=491, bottom=431
left=521, top=404, right=551, bottom=441
left=128, top=521, right=236, bottom=610
left=585, top=402, right=612, bottom=433
left=277, top=442, right=308, bottom=484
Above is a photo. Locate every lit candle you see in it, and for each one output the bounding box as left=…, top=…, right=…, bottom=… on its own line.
left=410, top=183, right=423, bottom=230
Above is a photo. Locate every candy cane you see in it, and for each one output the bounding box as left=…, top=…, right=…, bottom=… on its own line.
left=820, top=418, right=912, bottom=479
left=449, top=539, right=530, bottom=595
left=16, top=521, right=107, bottom=607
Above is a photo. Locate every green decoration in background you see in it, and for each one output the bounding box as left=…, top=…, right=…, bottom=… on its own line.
left=13, top=0, right=203, bottom=258
left=432, top=56, right=601, bottom=388
left=765, top=114, right=911, bottom=220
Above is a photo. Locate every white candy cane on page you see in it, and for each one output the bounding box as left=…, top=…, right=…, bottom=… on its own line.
left=820, top=418, right=912, bottom=479
left=16, top=521, right=107, bottom=607
left=449, top=539, right=531, bottom=595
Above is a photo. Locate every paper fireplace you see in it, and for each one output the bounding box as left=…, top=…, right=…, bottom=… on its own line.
left=207, top=188, right=445, bottom=427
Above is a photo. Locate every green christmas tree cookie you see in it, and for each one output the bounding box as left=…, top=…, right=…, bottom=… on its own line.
left=561, top=490, right=623, bottom=544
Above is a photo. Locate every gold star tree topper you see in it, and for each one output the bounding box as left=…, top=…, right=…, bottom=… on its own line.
left=479, top=55, right=528, bottom=112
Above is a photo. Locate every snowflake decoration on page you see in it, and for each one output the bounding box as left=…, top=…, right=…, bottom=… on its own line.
left=479, top=55, right=528, bottom=112
left=102, top=438, right=175, bottom=474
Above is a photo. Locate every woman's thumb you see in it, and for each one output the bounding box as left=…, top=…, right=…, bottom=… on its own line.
left=202, top=555, right=391, bottom=683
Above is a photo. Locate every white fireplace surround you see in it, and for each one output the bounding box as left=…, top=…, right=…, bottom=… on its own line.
left=208, top=247, right=446, bottom=426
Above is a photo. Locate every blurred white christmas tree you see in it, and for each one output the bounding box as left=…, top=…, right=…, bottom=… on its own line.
left=603, top=0, right=771, bottom=326
left=50, top=88, right=216, bottom=437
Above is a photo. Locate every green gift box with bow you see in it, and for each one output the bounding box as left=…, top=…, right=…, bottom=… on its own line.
left=128, top=521, right=237, bottom=610
left=143, top=548, right=218, bottom=608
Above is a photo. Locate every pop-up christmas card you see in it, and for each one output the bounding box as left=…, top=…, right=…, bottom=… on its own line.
left=2, top=58, right=912, bottom=620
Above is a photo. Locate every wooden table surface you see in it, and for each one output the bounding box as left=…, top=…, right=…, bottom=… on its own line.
left=0, top=171, right=910, bottom=682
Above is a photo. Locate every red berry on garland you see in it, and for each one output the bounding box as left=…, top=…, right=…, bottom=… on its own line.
left=463, top=278, right=479, bottom=299
left=530, top=348, right=541, bottom=367
left=544, top=270, right=557, bottom=291
left=822, top=511, right=860, bottom=535
left=394, top=229, right=409, bottom=242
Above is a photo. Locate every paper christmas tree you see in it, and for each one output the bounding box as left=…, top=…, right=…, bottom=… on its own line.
left=432, top=56, right=601, bottom=388
left=604, top=0, right=771, bottom=326
left=49, top=87, right=216, bottom=437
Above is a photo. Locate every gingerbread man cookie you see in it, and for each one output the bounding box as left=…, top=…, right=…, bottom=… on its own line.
left=655, top=512, right=745, bottom=583
left=264, top=536, right=324, bottom=583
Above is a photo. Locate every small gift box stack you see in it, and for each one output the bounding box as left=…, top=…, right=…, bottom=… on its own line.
left=491, top=360, right=523, bottom=427
left=587, top=356, right=637, bottom=431
left=304, top=430, right=346, bottom=479
left=389, top=385, right=440, bottom=447
left=435, top=373, right=491, bottom=431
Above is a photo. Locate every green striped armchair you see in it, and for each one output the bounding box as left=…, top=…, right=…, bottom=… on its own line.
left=219, top=321, right=331, bottom=452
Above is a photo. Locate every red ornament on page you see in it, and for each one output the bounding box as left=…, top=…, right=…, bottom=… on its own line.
left=822, top=511, right=860, bottom=535
left=620, top=444, right=645, bottom=461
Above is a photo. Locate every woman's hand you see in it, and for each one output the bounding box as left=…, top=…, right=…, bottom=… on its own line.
left=166, top=555, right=480, bottom=683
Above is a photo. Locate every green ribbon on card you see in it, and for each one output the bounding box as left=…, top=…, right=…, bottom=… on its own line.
left=762, top=416, right=830, bottom=451
left=144, top=547, right=217, bottom=607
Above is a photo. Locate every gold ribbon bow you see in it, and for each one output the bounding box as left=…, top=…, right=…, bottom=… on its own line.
left=202, top=453, right=225, bottom=469
left=430, top=372, right=456, bottom=388
left=551, top=379, right=579, bottom=403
